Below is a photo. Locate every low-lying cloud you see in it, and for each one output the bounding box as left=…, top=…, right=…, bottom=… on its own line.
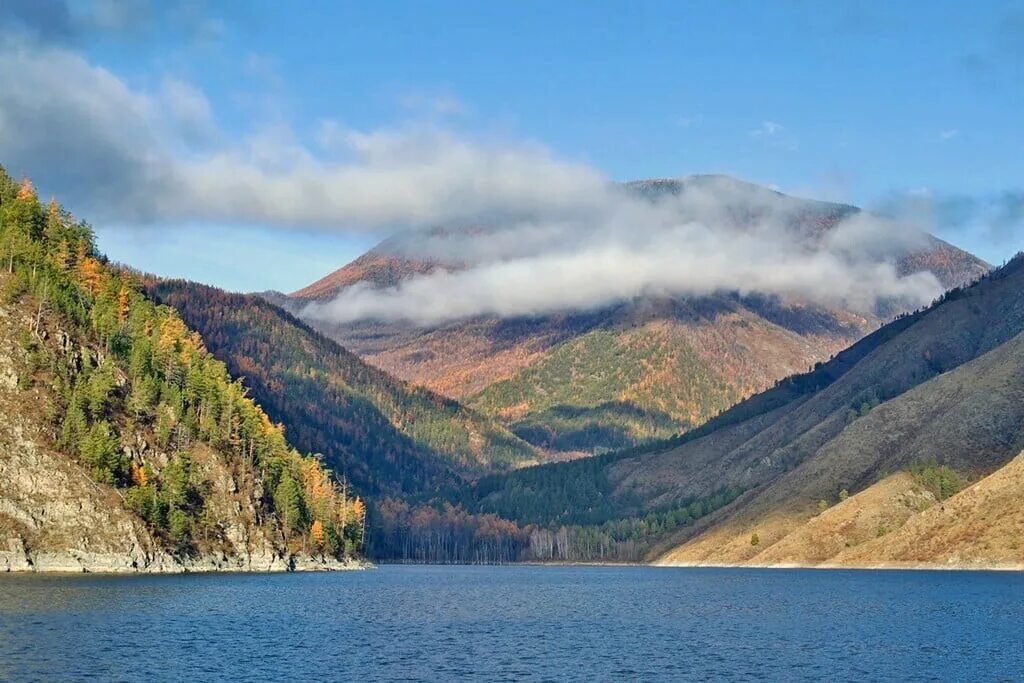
left=302, top=180, right=945, bottom=326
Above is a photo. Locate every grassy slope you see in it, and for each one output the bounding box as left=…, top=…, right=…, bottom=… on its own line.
left=659, top=449, right=1024, bottom=570
left=467, top=301, right=871, bottom=452
left=644, top=257, right=1024, bottom=563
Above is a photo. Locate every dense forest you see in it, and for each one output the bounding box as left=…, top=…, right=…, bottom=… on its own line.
left=148, top=280, right=538, bottom=496
left=369, top=483, right=746, bottom=563
left=0, top=166, right=365, bottom=560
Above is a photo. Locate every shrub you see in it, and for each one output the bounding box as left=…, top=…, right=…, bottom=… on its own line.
left=910, top=462, right=963, bottom=501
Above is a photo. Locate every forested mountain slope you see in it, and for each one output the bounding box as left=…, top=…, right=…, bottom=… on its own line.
left=149, top=280, right=539, bottom=498
left=446, top=253, right=1024, bottom=566
left=0, top=167, right=364, bottom=572
left=287, top=176, right=989, bottom=456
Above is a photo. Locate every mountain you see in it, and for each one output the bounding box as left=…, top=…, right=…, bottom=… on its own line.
left=449, top=252, right=1024, bottom=567
left=148, top=280, right=540, bottom=499
left=0, top=168, right=364, bottom=572
left=283, top=176, right=990, bottom=456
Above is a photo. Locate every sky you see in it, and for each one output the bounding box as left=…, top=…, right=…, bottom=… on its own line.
left=0, top=0, right=1022, bottom=295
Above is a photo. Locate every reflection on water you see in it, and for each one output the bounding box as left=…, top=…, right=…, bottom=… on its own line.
left=1, top=565, right=1022, bottom=681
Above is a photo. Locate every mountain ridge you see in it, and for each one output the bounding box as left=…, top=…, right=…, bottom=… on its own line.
left=280, top=175, right=990, bottom=456
left=446, top=252, right=1024, bottom=566
left=149, top=279, right=542, bottom=498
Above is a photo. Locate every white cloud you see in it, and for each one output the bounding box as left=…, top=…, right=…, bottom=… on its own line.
left=0, top=42, right=607, bottom=231
left=0, top=40, right=951, bottom=324
left=750, top=120, right=784, bottom=137
left=302, top=177, right=942, bottom=326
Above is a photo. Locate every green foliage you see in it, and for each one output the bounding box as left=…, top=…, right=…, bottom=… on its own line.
left=149, top=279, right=536, bottom=497
left=910, top=462, right=964, bottom=501
left=751, top=532, right=760, bottom=546
left=469, top=328, right=739, bottom=451
left=79, top=421, right=125, bottom=484
left=168, top=508, right=191, bottom=544
left=273, top=470, right=307, bottom=537
left=0, top=164, right=363, bottom=559
left=84, top=359, right=117, bottom=417
left=509, top=401, right=680, bottom=453
left=373, top=484, right=746, bottom=563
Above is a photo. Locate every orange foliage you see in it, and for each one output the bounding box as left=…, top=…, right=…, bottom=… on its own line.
left=351, top=498, right=366, bottom=524
left=117, top=286, right=130, bottom=324
left=129, top=461, right=148, bottom=487
left=79, top=257, right=104, bottom=296
left=310, top=519, right=325, bottom=546
left=17, top=177, right=35, bottom=199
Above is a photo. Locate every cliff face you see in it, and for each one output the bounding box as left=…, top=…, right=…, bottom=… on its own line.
left=0, top=293, right=359, bottom=573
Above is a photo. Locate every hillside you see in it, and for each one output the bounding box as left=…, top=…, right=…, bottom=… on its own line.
left=445, top=253, right=1024, bottom=566
left=691, top=452, right=1024, bottom=570
left=286, top=176, right=989, bottom=455
left=148, top=280, right=539, bottom=498
left=0, top=168, right=365, bottom=572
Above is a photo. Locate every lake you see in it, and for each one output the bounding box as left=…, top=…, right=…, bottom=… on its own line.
left=1, top=565, right=1022, bottom=681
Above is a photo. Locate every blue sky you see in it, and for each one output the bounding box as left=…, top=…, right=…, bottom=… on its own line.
left=2, top=1, right=1022, bottom=292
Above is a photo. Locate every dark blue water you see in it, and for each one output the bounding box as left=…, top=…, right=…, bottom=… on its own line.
left=1, top=565, right=1022, bottom=681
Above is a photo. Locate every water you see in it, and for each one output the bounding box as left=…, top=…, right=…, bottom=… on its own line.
left=1, top=565, right=1022, bottom=681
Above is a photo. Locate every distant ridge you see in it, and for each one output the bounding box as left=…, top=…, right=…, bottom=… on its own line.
left=281, top=175, right=990, bottom=457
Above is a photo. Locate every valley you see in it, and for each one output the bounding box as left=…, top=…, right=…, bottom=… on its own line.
left=1, top=165, right=1020, bottom=572
left=283, top=176, right=988, bottom=458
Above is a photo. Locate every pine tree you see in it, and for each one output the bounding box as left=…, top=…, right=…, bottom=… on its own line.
left=273, top=471, right=306, bottom=540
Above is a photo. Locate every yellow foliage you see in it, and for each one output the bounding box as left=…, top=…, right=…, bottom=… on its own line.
left=46, top=197, right=60, bottom=223
left=129, top=461, right=148, bottom=487
left=352, top=498, right=366, bottom=524
left=79, top=257, right=104, bottom=296
left=17, top=177, right=35, bottom=199
left=310, top=519, right=325, bottom=546
left=117, top=286, right=130, bottom=324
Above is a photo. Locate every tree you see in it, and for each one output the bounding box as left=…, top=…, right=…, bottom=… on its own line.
left=127, top=373, right=158, bottom=418
left=85, top=359, right=117, bottom=417
left=80, top=421, right=124, bottom=484
left=310, top=519, right=326, bottom=548
left=162, top=454, right=192, bottom=510
left=273, top=471, right=306, bottom=540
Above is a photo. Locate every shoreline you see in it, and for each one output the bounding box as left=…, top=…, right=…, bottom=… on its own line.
left=653, top=559, right=1024, bottom=572
left=1, top=550, right=373, bottom=575
left=337, top=559, right=1024, bottom=572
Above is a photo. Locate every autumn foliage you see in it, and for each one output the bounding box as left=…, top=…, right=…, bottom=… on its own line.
left=0, top=165, right=365, bottom=558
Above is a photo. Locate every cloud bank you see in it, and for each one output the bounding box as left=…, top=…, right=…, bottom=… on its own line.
left=0, top=41, right=607, bottom=231
left=0, top=24, right=1009, bottom=327
left=302, top=179, right=945, bottom=326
